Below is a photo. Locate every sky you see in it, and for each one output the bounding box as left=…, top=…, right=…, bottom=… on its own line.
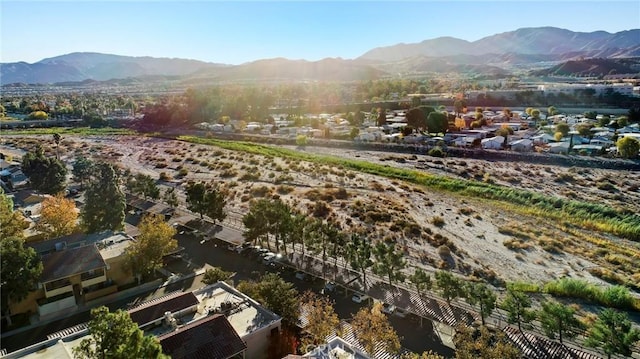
left=1, top=1, right=639, bottom=64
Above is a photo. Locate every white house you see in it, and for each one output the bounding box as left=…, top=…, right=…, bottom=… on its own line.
left=548, top=141, right=571, bottom=154
left=481, top=136, right=505, bottom=149
left=531, top=133, right=555, bottom=145
left=509, top=139, right=533, bottom=152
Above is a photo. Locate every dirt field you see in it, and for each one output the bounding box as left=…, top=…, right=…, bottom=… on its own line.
left=3, top=134, right=639, bottom=292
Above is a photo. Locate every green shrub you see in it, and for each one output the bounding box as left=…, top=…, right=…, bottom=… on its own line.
left=432, top=216, right=445, bottom=227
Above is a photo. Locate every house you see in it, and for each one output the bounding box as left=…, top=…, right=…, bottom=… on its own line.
left=9, top=232, right=136, bottom=321
left=454, top=136, right=477, bottom=148
left=572, top=144, right=604, bottom=155
left=481, top=136, right=505, bottom=150
left=3, top=282, right=281, bottom=359
left=531, top=133, right=554, bottom=145
left=509, top=139, right=533, bottom=152
left=547, top=141, right=571, bottom=154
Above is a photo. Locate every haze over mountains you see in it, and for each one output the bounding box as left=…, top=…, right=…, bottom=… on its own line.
left=1, top=27, right=638, bottom=85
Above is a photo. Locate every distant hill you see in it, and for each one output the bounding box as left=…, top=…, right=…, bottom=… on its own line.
left=359, top=27, right=640, bottom=62
left=0, top=52, right=224, bottom=85
left=191, top=57, right=387, bottom=82
left=530, top=58, right=640, bottom=77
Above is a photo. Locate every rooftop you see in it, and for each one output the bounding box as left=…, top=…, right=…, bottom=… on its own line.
left=129, top=292, right=199, bottom=328
left=159, top=314, right=247, bottom=359
left=40, top=245, right=106, bottom=283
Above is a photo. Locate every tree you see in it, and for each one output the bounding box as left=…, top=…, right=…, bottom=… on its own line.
left=372, top=241, right=406, bottom=287
left=35, top=194, right=78, bottom=239
left=126, top=214, right=177, bottom=282
left=0, top=189, right=28, bottom=239
left=81, top=163, right=126, bottom=233
left=501, top=287, right=535, bottom=332
left=617, top=136, right=640, bottom=159
left=243, top=199, right=270, bottom=247
left=465, top=282, right=496, bottom=326
left=351, top=301, right=401, bottom=355
left=435, top=270, right=463, bottom=304
left=346, top=234, right=374, bottom=291
left=376, top=108, right=387, bottom=126
left=73, top=306, right=167, bottom=359
left=299, top=291, right=340, bottom=348
left=454, top=325, right=522, bottom=359
left=586, top=308, right=640, bottom=359
left=556, top=122, right=570, bottom=137
left=406, top=107, right=426, bottom=130
left=236, top=273, right=300, bottom=325
left=53, top=133, right=62, bottom=160
left=538, top=300, right=581, bottom=344
left=185, top=181, right=227, bottom=223
left=547, top=106, right=558, bottom=118
left=22, top=144, right=67, bottom=195
left=409, top=268, right=432, bottom=297
left=202, top=267, right=232, bottom=285
left=132, top=173, right=160, bottom=200
left=1, top=237, right=43, bottom=325
left=72, top=156, right=94, bottom=189
left=162, top=187, right=179, bottom=209
left=296, top=135, right=308, bottom=147
left=426, top=111, right=448, bottom=134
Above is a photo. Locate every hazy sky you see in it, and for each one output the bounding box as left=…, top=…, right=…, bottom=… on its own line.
left=2, top=1, right=639, bottom=64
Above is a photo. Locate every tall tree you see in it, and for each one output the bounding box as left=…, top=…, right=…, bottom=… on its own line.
left=409, top=268, right=432, bottom=297
left=73, top=306, right=167, bottom=359
left=346, top=234, right=374, bottom=292
left=22, top=144, right=67, bottom=194
left=72, top=156, right=94, bottom=190
left=538, top=300, right=581, bottom=344
left=465, top=282, right=496, bottom=326
left=185, top=181, right=227, bottom=223
left=405, top=107, right=426, bottom=130
left=162, top=187, right=179, bottom=209
left=435, top=271, right=463, bottom=304
left=372, top=241, right=406, bottom=287
left=236, top=273, right=300, bottom=325
left=243, top=198, right=271, bottom=247
left=586, top=308, right=640, bottom=359
left=299, top=291, right=341, bottom=348
left=35, top=194, right=78, bottom=239
left=81, top=162, right=126, bottom=233
left=53, top=133, right=62, bottom=160
left=126, top=214, right=177, bottom=282
left=1, top=237, right=43, bottom=326
left=501, top=287, right=535, bottom=332
left=351, top=301, right=401, bottom=356
left=132, top=173, right=160, bottom=200
left=0, top=189, right=28, bottom=239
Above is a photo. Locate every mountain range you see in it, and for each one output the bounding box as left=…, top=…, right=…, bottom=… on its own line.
left=1, top=27, right=638, bottom=85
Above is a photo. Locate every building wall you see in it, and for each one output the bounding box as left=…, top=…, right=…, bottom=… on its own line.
left=105, top=256, right=134, bottom=286
left=243, top=320, right=282, bottom=359
left=9, top=289, right=43, bottom=315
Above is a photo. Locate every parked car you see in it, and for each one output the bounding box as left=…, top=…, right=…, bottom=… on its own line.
left=324, top=281, right=337, bottom=292
left=351, top=293, right=370, bottom=303
left=262, top=252, right=277, bottom=264
left=295, top=271, right=307, bottom=281
left=394, top=308, right=408, bottom=318
left=382, top=303, right=396, bottom=314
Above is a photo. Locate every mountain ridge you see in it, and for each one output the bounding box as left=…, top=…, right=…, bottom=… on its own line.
left=1, top=27, right=639, bottom=85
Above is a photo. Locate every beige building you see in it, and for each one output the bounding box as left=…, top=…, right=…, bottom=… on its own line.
left=9, top=232, right=135, bottom=321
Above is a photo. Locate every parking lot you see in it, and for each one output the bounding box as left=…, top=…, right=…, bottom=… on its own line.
left=172, top=231, right=454, bottom=356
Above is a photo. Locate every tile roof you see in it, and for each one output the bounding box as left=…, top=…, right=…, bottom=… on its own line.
left=40, top=245, right=106, bottom=283
left=503, top=326, right=602, bottom=359
left=128, top=292, right=199, bottom=327
left=159, top=314, right=247, bottom=359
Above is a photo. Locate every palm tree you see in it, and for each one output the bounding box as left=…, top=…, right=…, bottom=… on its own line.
left=53, top=133, right=62, bottom=160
